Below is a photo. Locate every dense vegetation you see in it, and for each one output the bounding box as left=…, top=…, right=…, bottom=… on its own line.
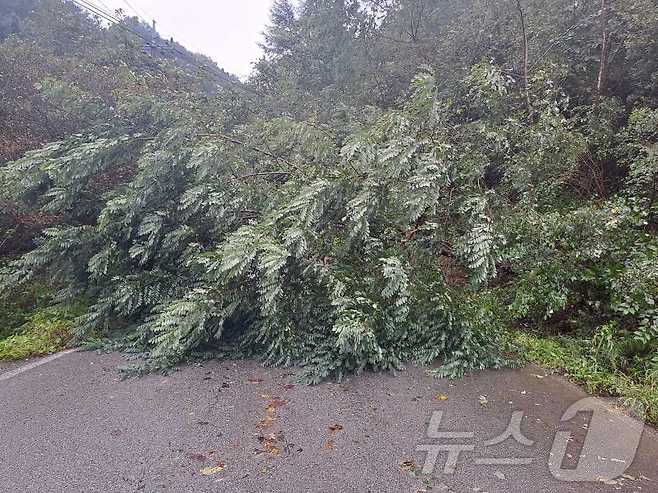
left=0, top=0, right=656, bottom=414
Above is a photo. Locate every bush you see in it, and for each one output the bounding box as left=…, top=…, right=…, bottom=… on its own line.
left=514, top=331, right=658, bottom=425
left=0, top=281, right=52, bottom=339
left=0, top=303, right=86, bottom=360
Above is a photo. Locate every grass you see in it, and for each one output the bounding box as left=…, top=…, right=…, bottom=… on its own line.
left=0, top=303, right=86, bottom=361
left=512, top=330, right=658, bottom=426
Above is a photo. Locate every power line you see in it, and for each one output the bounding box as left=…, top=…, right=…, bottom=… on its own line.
left=69, top=0, right=266, bottom=103
left=95, top=0, right=114, bottom=13
left=121, top=0, right=150, bottom=22
left=73, top=0, right=150, bottom=39
left=119, top=0, right=213, bottom=74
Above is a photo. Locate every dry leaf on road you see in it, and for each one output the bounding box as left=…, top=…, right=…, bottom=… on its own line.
left=199, top=463, right=225, bottom=476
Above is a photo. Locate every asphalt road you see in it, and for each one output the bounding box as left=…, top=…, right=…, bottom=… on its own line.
left=0, top=351, right=656, bottom=492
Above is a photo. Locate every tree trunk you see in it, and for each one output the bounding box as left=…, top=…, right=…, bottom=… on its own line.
left=515, top=0, right=531, bottom=110
left=595, top=0, right=610, bottom=104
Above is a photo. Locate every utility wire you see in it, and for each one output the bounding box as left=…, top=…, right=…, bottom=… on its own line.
left=117, top=0, right=220, bottom=79
left=121, top=0, right=150, bottom=22
left=95, top=0, right=114, bottom=13
left=69, top=0, right=266, bottom=103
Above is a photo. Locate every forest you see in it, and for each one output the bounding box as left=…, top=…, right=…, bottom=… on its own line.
left=0, top=0, right=657, bottom=422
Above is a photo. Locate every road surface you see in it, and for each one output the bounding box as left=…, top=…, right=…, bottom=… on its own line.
left=1, top=351, right=656, bottom=492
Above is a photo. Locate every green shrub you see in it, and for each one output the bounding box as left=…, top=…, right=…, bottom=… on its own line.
left=0, top=281, right=52, bottom=339
left=0, top=303, right=86, bottom=360
left=514, top=331, right=658, bottom=425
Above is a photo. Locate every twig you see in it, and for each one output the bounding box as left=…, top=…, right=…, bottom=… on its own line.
left=201, top=132, right=294, bottom=168
left=236, top=171, right=292, bottom=180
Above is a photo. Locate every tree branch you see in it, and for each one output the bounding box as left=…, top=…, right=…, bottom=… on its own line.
left=235, top=171, right=292, bottom=180
left=515, top=0, right=532, bottom=111
left=201, top=132, right=295, bottom=169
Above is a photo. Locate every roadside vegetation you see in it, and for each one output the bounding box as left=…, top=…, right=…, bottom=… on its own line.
left=0, top=281, right=86, bottom=360
left=0, top=303, right=85, bottom=360
left=0, top=1, right=656, bottom=419
left=515, top=331, right=658, bottom=424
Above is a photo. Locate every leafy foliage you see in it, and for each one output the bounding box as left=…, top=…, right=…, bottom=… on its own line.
left=0, top=282, right=52, bottom=339
left=515, top=331, right=658, bottom=425
left=0, top=0, right=657, bottom=391
left=0, top=302, right=86, bottom=361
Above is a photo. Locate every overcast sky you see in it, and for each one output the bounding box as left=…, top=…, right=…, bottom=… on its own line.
left=95, top=0, right=275, bottom=78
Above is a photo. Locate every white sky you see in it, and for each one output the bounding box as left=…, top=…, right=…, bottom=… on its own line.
left=94, top=0, right=275, bottom=78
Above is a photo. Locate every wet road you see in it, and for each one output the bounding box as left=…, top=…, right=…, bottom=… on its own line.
left=0, top=351, right=656, bottom=492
